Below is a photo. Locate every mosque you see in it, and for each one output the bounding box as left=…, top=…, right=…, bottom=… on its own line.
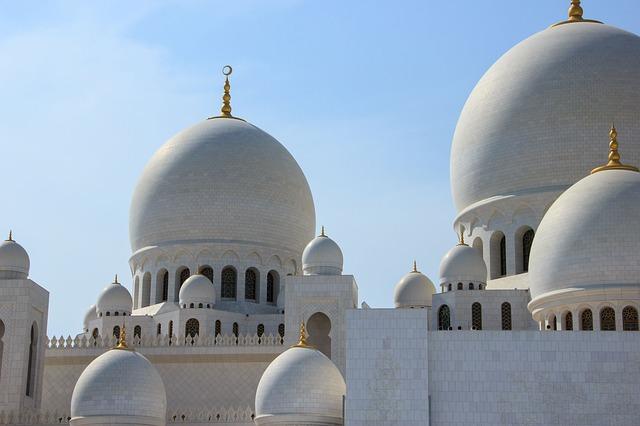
left=2, top=1, right=640, bottom=425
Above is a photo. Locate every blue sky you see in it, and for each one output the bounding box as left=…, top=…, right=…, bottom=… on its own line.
left=1, top=0, right=638, bottom=336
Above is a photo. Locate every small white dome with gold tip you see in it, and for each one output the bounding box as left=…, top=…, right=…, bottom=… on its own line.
left=302, top=227, right=344, bottom=275
left=439, top=234, right=487, bottom=285
left=96, top=275, right=133, bottom=316
left=393, top=261, right=436, bottom=308
left=254, top=323, right=346, bottom=425
left=0, top=231, right=30, bottom=279
left=179, top=274, right=216, bottom=308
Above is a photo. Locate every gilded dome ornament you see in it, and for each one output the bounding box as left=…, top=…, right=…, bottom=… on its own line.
left=590, top=125, right=639, bottom=174
left=209, top=65, right=245, bottom=121
left=552, top=0, right=602, bottom=27
left=412, top=260, right=418, bottom=273
left=115, top=323, right=131, bottom=350
left=292, top=321, right=313, bottom=349
left=6, top=230, right=13, bottom=242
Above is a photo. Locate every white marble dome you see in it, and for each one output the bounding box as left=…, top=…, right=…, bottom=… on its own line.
left=451, top=21, right=640, bottom=213
left=0, top=234, right=30, bottom=278
left=70, top=347, right=166, bottom=425
left=439, top=244, right=487, bottom=285
left=529, top=169, right=640, bottom=307
left=129, top=117, right=315, bottom=255
left=302, top=229, right=343, bottom=275
left=255, top=345, right=346, bottom=425
left=179, top=274, right=215, bottom=307
left=83, top=305, right=97, bottom=332
left=393, top=265, right=436, bottom=308
left=96, top=278, right=133, bottom=316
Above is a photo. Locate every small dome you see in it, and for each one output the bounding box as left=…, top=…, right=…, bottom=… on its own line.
left=0, top=232, right=30, bottom=278
left=255, top=331, right=346, bottom=425
left=439, top=243, right=487, bottom=285
left=179, top=274, right=216, bottom=307
left=83, top=305, right=97, bottom=332
left=96, top=276, right=133, bottom=316
left=70, top=346, right=166, bottom=425
left=529, top=167, right=640, bottom=310
left=393, top=263, right=436, bottom=308
left=302, top=228, right=343, bottom=275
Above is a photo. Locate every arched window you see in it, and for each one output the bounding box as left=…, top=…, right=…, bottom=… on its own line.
left=472, top=302, right=482, bottom=330
left=548, top=314, right=557, bottom=331
left=267, top=271, right=279, bottom=304
left=478, top=284, right=483, bottom=290
left=457, top=283, right=463, bottom=290
left=472, top=237, right=483, bottom=259
left=438, top=305, right=450, bottom=330
left=257, top=324, right=265, bottom=337
left=623, top=306, right=639, bottom=331
left=134, top=276, right=140, bottom=308
left=501, top=302, right=512, bottom=330
left=278, top=323, right=285, bottom=338
left=179, top=268, right=190, bottom=288
left=134, top=325, right=142, bottom=339
left=447, top=283, right=452, bottom=292
left=114, top=312, right=119, bottom=316
left=198, top=303, right=203, bottom=308
left=600, top=307, right=616, bottom=331
left=142, top=272, right=151, bottom=307
left=185, top=318, right=199, bottom=338
left=113, top=326, right=121, bottom=339
left=189, top=303, right=194, bottom=309
left=581, top=309, right=593, bottom=331
left=307, top=313, right=332, bottom=359
left=499, top=236, right=506, bottom=276
left=92, top=328, right=99, bottom=339
left=522, top=229, right=534, bottom=272
left=215, top=320, right=221, bottom=337
left=157, top=324, right=162, bottom=335
left=233, top=322, right=239, bottom=344
left=565, top=312, right=573, bottom=331
left=168, top=321, right=174, bottom=345
left=199, top=266, right=213, bottom=283
left=468, top=283, right=474, bottom=290
left=25, top=323, right=38, bottom=397
left=0, top=320, right=3, bottom=384
left=245, top=269, right=257, bottom=301
left=221, top=267, right=237, bottom=299
left=106, top=312, right=110, bottom=316
left=157, top=269, right=169, bottom=303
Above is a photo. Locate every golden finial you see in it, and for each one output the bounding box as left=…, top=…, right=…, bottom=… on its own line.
left=6, top=230, right=13, bottom=242
left=457, top=227, right=467, bottom=246
left=591, top=124, right=639, bottom=174
left=320, top=226, right=326, bottom=237
left=553, top=0, right=602, bottom=27
left=115, top=323, right=129, bottom=350
left=412, top=260, right=419, bottom=273
left=292, top=321, right=312, bottom=348
left=114, top=274, right=119, bottom=284
left=220, top=65, right=233, bottom=117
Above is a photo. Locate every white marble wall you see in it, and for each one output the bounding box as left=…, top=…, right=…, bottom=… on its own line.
left=345, top=308, right=429, bottom=426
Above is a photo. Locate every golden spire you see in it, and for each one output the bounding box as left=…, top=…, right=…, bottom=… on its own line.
left=5, top=230, right=13, bottom=242
left=114, top=274, right=119, bottom=284
left=457, top=227, right=467, bottom=246
left=591, top=124, right=639, bottom=174
left=220, top=65, right=233, bottom=118
left=553, top=0, right=602, bottom=27
left=320, top=225, right=326, bottom=237
left=292, top=321, right=312, bottom=348
left=412, top=260, right=419, bottom=273
left=115, top=323, right=129, bottom=350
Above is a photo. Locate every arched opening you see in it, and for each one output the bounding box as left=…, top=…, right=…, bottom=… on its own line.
left=0, top=320, right=5, bottom=384
left=215, top=320, right=221, bottom=337
left=278, top=323, right=285, bottom=342
left=233, top=322, right=239, bottom=344
left=257, top=324, right=265, bottom=343
left=157, top=324, right=162, bottom=335
left=133, top=276, right=140, bottom=308
left=199, top=266, right=214, bottom=283
left=113, top=326, right=121, bottom=340
left=221, top=267, right=237, bottom=299
left=501, top=302, right=511, bottom=330
left=185, top=318, right=199, bottom=339
left=457, top=283, right=463, bottom=290
left=468, top=283, right=474, bottom=290
left=548, top=314, right=557, bottom=331
left=134, top=325, right=142, bottom=339
left=266, top=270, right=279, bottom=304
left=564, top=312, right=573, bottom=331
left=157, top=269, right=169, bottom=303
left=142, top=272, right=151, bottom=307
left=490, top=231, right=506, bottom=279
left=581, top=309, right=593, bottom=331
left=600, top=307, right=616, bottom=331
left=472, top=237, right=483, bottom=259
left=521, top=229, right=534, bottom=273
left=447, top=283, right=452, bottom=292
left=25, top=322, right=38, bottom=397
left=471, top=302, right=482, bottom=330
left=438, top=305, right=450, bottom=330
left=623, top=306, right=639, bottom=331
left=91, top=328, right=99, bottom=339
left=176, top=267, right=190, bottom=298
left=168, top=321, right=174, bottom=345
left=307, top=312, right=331, bottom=359
left=245, top=268, right=258, bottom=301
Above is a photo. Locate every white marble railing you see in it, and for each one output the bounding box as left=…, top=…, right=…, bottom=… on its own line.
left=0, top=409, right=70, bottom=424
left=45, top=333, right=284, bottom=349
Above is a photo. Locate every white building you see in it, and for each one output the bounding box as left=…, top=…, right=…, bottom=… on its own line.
left=1, top=2, right=640, bottom=425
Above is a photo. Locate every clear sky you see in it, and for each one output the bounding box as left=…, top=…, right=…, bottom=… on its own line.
left=1, top=0, right=638, bottom=336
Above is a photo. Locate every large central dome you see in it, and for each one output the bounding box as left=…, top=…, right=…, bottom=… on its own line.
left=129, top=117, right=315, bottom=254
left=451, top=21, right=640, bottom=212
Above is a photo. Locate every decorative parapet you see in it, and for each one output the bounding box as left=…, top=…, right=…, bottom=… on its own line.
left=44, top=333, right=284, bottom=350
left=0, top=409, right=70, bottom=424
